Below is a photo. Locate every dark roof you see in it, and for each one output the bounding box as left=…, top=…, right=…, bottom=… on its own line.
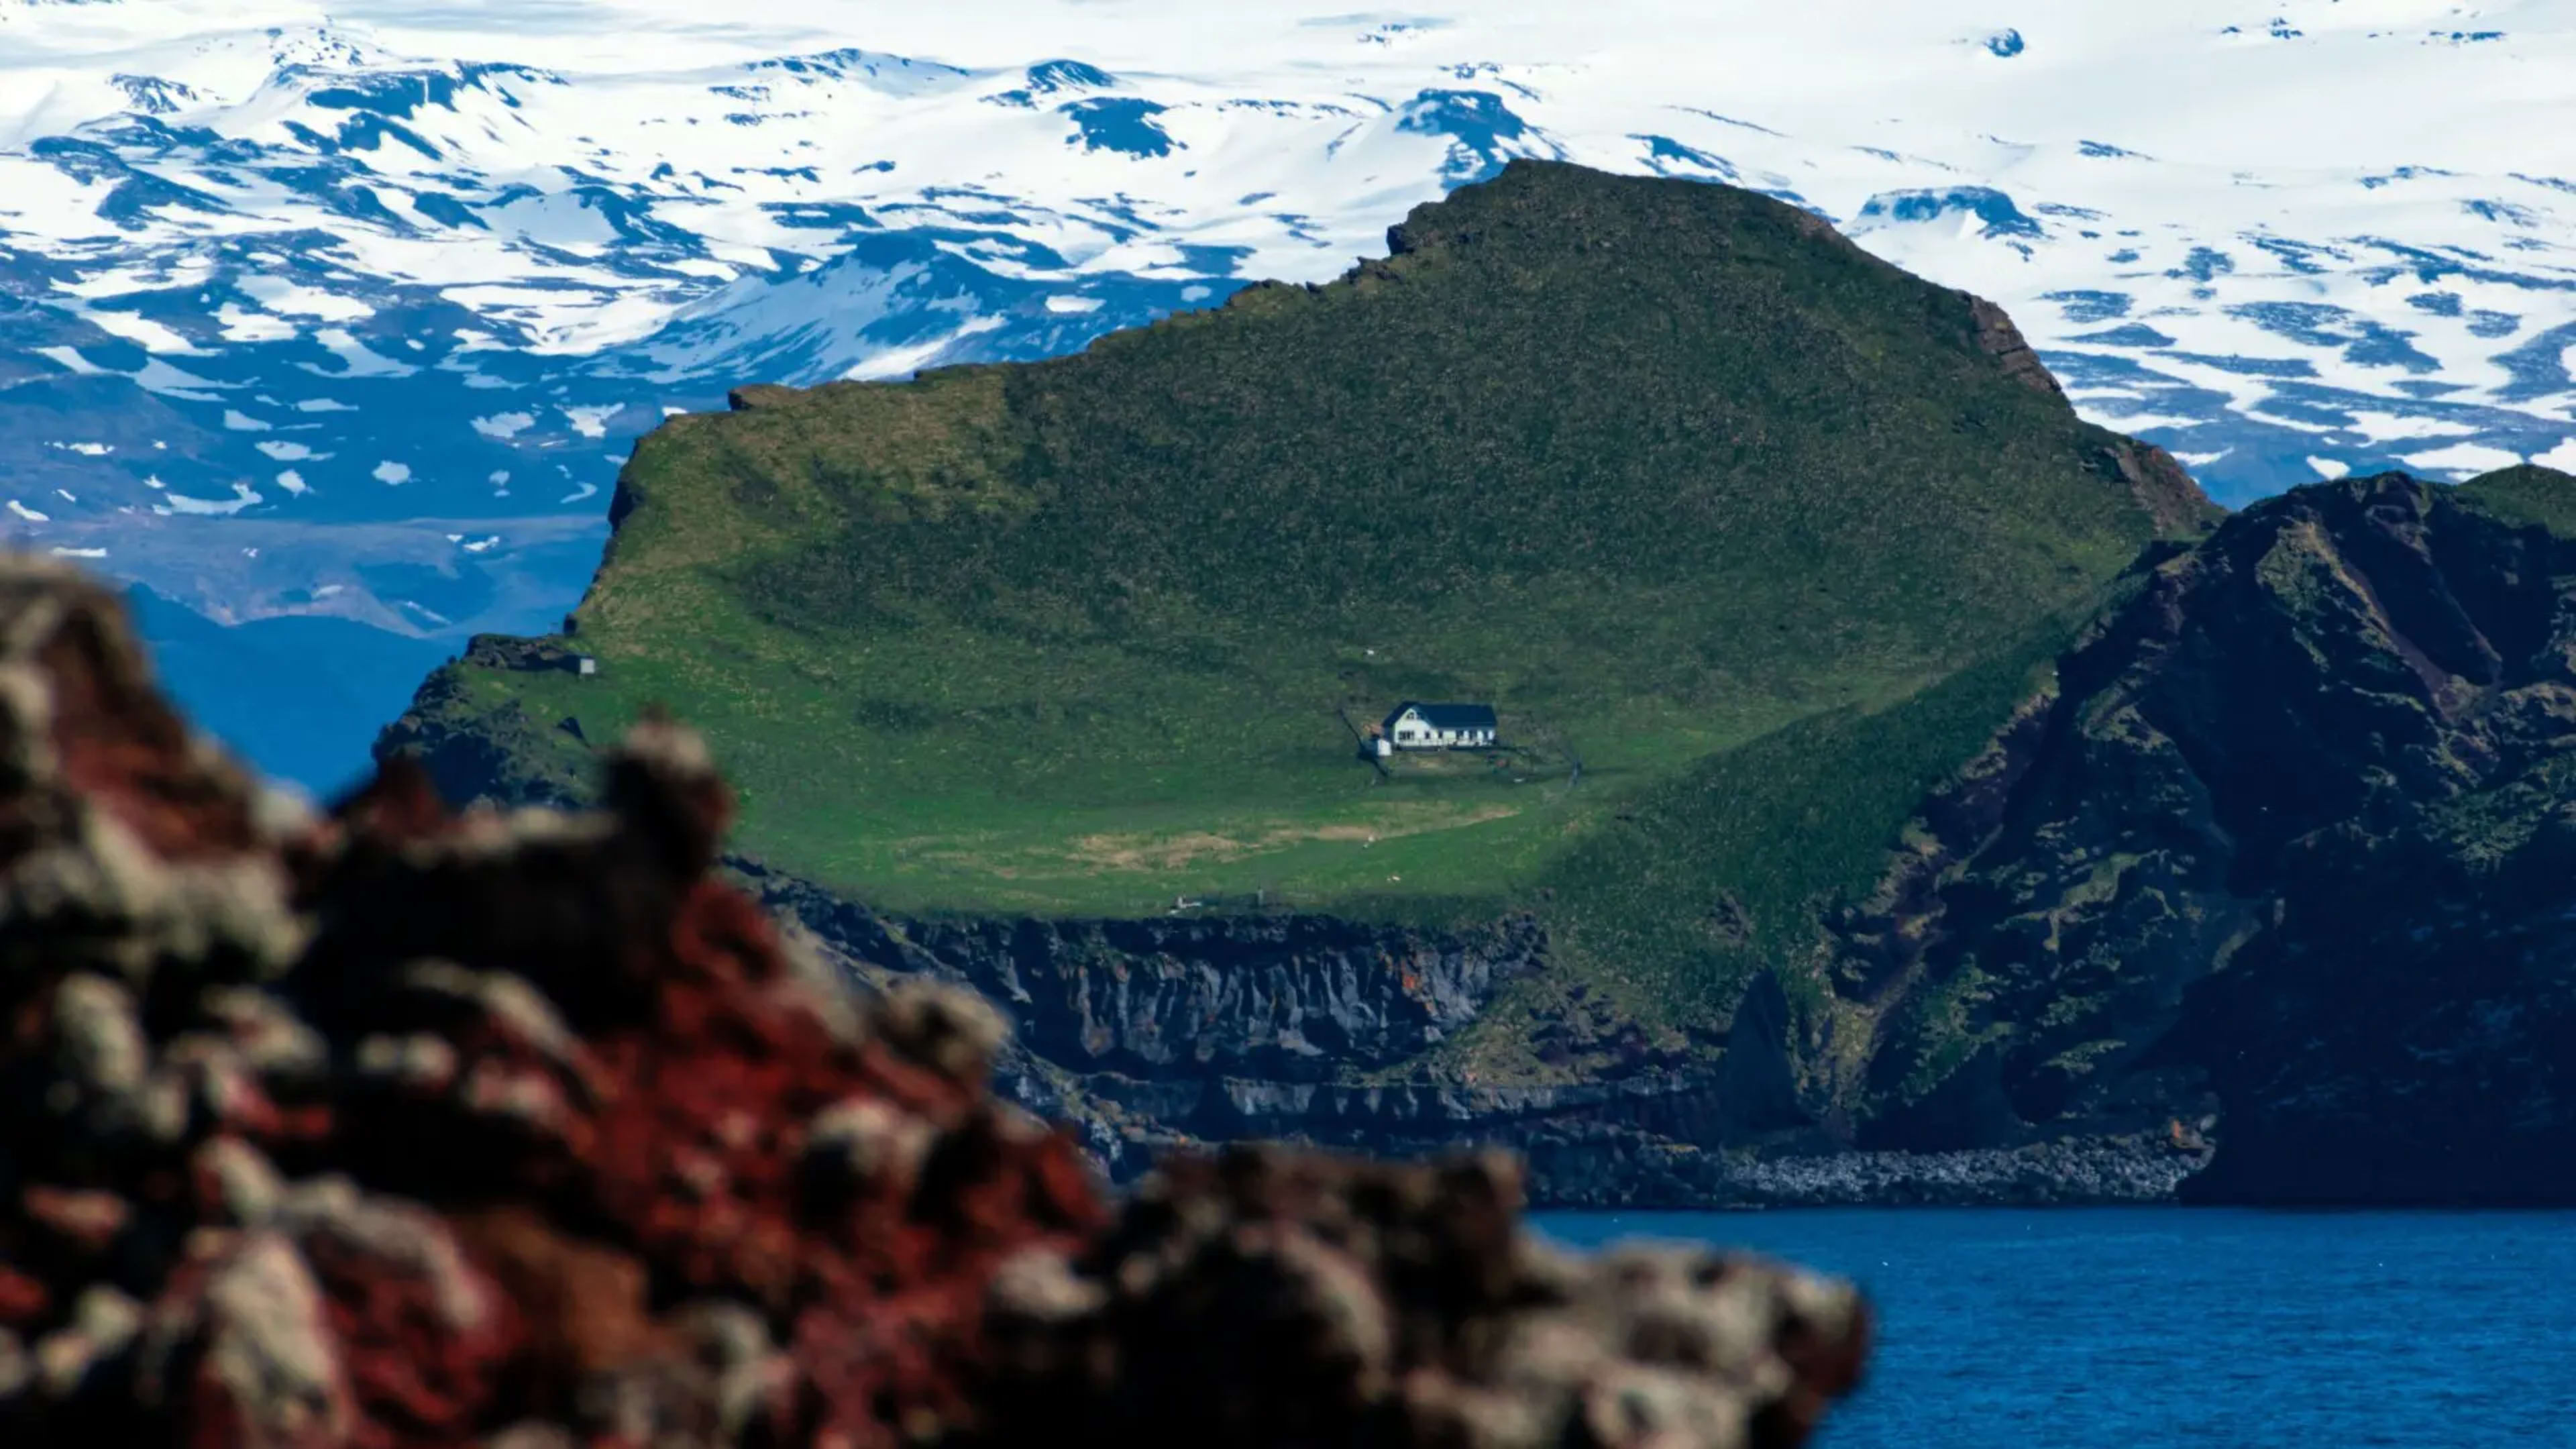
left=1383, top=701, right=1497, bottom=732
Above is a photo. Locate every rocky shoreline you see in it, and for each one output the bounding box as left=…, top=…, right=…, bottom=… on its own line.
left=1703, top=1136, right=2214, bottom=1209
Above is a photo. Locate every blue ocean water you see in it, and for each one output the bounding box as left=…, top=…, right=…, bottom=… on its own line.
left=1535, top=1209, right=2576, bottom=1447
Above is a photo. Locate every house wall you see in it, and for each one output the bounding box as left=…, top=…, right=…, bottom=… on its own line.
left=1388, top=710, right=1496, bottom=749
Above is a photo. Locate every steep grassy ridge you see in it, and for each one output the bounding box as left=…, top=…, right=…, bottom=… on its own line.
left=388, top=160, right=2209, bottom=1014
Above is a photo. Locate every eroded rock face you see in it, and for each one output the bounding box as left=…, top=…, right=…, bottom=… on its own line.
left=738, top=863, right=1539, bottom=1082
left=1812, top=472, right=2576, bottom=1200
left=0, top=558, right=1867, bottom=1447
left=1968, top=294, right=2067, bottom=403
left=737, top=855, right=2212, bottom=1208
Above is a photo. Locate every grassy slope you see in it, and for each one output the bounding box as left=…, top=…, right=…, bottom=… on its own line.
left=2453, top=463, right=2576, bottom=534
left=418, top=161, right=2208, bottom=1038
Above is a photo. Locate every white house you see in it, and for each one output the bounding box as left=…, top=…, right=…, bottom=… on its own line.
left=1379, top=701, right=1498, bottom=752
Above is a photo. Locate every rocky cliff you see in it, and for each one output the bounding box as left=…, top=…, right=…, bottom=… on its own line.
left=1792, top=468, right=2576, bottom=1201
left=724, top=856, right=2210, bottom=1205
left=2152, top=470, right=2576, bottom=1203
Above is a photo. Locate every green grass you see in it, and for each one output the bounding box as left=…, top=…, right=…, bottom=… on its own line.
left=489, top=619, right=1865, bottom=918
left=417, top=160, right=2211, bottom=1016
left=1536, top=612, right=2087, bottom=998
left=2453, top=464, right=2576, bottom=536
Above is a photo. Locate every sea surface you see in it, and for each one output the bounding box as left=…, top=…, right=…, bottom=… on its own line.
left=1534, top=1208, right=2576, bottom=1447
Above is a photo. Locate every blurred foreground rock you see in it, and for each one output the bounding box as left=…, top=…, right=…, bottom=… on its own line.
left=0, top=559, right=1868, bottom=1447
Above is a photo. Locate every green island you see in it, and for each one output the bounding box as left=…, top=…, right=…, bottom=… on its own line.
left=393, top=160, right=2218, bottom=1049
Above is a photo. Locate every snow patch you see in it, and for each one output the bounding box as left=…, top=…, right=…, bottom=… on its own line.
left=2345, top=410, right=2475, bottom=443
left=562, top=405, right=620, bottom=439
left=2402, top=441, right=2526, bottom=478
left=847, top=315, right=1007, bottom=382
left=131, top=359, right=229, bottom=396
left=213, top=305, right=298, bottom=343
left=156, top=482, right=264, bottom=517
left=307, top=329, right=417, bottom=378
left=80, top=309, right=201, bottom=355
left=239, top=277, right=373, bottom=321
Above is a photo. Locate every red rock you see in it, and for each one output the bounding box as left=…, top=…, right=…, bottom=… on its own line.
left=19, top=1187, right=130, bottom=1254
left=0, top=1267, right=48, bottom=1326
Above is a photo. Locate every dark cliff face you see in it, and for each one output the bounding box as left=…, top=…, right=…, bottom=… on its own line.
left=730, top=858, right=1676, bottom=1184
left=734, top=857, right=1538, bottom=1081
left=731, top=856, right=2208, bottom=1206
left=2163, top=474, right=2576, bottom=1203
left=1806, top=470, right=2576, bottom=1201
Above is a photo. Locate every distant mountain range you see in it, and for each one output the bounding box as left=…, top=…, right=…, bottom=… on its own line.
left=5, top=0, right=2576, bottom=787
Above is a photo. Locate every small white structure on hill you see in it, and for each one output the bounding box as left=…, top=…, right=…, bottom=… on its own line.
left=1379, top=701, right=1498, bottom=752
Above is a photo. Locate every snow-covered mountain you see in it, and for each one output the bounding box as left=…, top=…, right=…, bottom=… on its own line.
left=5, top=0, right=2576, bottom=784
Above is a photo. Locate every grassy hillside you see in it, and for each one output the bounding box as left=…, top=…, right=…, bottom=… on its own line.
left=392, top=160, right=2210, bottom=1021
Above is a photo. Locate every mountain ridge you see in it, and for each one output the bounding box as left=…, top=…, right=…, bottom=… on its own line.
left=9, top=3, right=2576, bottom=611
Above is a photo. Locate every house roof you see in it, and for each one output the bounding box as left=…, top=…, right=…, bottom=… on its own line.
left=1383, top=701, right=1497, bottom=732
